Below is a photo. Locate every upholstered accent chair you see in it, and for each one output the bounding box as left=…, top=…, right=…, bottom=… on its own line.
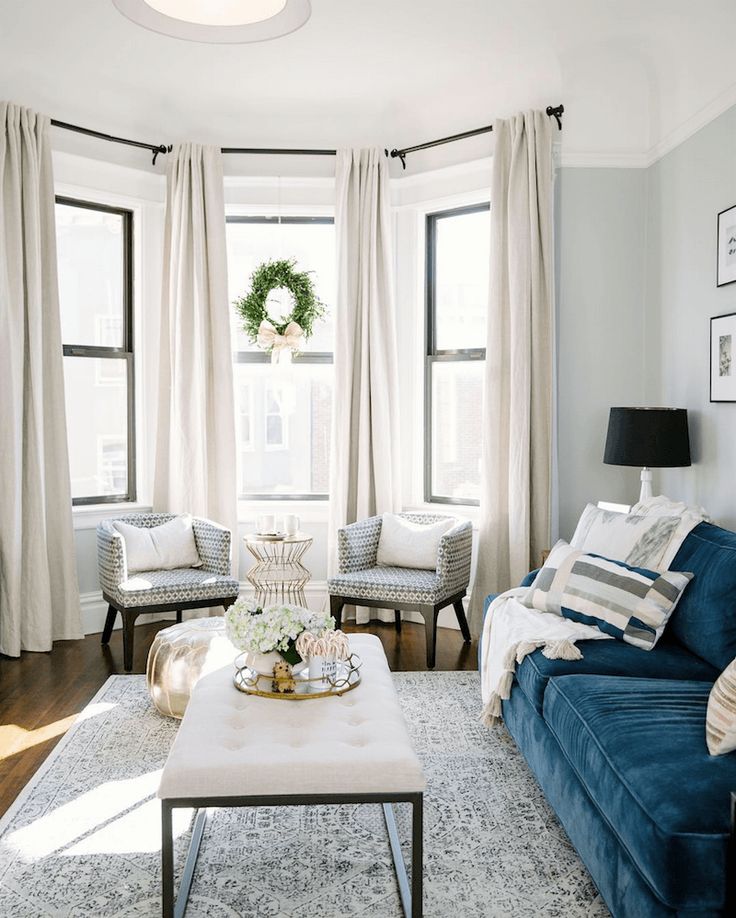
left=97, top=513, right=239, bottom=672
left=328, top=513, right=473, bottom=668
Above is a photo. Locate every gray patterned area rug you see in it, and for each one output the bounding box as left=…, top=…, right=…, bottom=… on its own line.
left=0, top=673, right=608, bottom=917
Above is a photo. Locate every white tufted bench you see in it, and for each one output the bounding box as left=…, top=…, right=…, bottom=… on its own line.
left=158, top=633, right=425, bottom=917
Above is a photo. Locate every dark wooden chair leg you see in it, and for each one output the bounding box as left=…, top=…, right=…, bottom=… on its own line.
left=453, top=599, right=471, bottom=643
left=420, top=606, right=439, bottom=669
left=330, top=595, right=345, bottom=630
left=175, top=610, right=182, bottom=624
left=222, top=598, right=236, bottom=612
left=101, top=605, right=117, bottom=645
left=122, top=611, right=139, bottom=673
left=394, top=610, right=402, bottom=633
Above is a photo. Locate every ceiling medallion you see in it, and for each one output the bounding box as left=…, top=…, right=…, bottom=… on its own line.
left=112, top=0, right=311, bottom=43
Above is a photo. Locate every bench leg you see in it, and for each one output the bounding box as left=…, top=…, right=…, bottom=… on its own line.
left=175, top=610, right=182, bottom=624
left=394, top=610, right=402, bottom=633
left=161, top=801, right=174, bottom=918
left=412, top=795, right=423, bottom=917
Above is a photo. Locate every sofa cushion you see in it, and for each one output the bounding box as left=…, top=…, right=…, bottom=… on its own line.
left=543, top=675, right=735, bottom=911
left=669, top=522, right=736, bottom=670
left=515, top=637, right=718, bottom=715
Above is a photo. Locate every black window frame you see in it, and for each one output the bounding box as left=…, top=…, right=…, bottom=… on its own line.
left=227, top=214, right=334, bottom=502
left=425, top=202, right=490, bottom=506
left=56, top=196, right=136, bottom=506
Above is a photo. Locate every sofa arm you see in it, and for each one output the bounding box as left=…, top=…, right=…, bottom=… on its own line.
left=436, top=520, right=473, bottom=596
left=337, top=516, right=382, bottom=573
left=96, top=521, right=127, bottom=594
left=192, top=517, right=232, bottom=576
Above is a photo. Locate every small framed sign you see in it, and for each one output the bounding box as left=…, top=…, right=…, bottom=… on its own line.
left=711, top=312, right=736, bottom=402
left=717, top=204, right=736, bottom=286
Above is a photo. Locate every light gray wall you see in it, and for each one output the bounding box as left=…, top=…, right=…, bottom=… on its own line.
left=555, top=167, right=648, bottom=538
left=645, top=106, right=736, bottom=528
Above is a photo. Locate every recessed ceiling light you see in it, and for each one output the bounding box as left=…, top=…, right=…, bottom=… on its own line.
left=112, top=0, right=310, bottom=43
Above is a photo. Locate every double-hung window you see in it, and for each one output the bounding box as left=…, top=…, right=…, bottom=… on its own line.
left=55, top=197, right=135, bottom=505
left=226, top=216, right=334, bottom=500
left=425, top=203, right=490, bottom=505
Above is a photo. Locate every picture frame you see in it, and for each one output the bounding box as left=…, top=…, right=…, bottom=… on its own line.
left=717, top=204, right=736, bottom=286
left=710, top=312, right=736, bottom=402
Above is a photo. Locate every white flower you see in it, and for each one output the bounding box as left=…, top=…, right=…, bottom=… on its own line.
left=225, top=600, right=335, bottom=655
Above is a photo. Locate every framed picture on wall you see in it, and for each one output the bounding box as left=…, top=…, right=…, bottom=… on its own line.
left=717, top=204, right=736, bottom=286
left=711, top=312, right=736, bottom=402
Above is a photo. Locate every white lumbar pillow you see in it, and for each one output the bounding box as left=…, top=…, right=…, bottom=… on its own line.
left=112, top=515, right=202, bottom=573
left=376, top=513, right=455, bottom=570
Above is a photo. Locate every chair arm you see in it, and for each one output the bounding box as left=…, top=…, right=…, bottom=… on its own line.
left=436, top=521, right=473, bottom=596
left=337, top=516, right=382, bottom=573
left=192, top=517, right=232, bottom=575
left=96, top=521, right=128, bottom=594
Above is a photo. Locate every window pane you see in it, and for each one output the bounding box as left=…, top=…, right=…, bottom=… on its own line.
left=63, top=356, right=129, bottom=499
left=227, top=220, right=335, bottom=353
left=56, top=203, right=125, bottom=348
left=434, top=209, right=489, bottom=350
left=234, top=363, right=331, bottom=496
left=431, top=360, right=483, bottom=501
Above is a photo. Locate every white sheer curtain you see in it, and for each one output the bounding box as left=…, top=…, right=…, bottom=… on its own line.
left=0, top=102, right=82, bottom=655
left=154, top=144, right=238, bottom=569
left=469, top=111, right=555, bottom=635
left=329, top=148, right=402, bottom=623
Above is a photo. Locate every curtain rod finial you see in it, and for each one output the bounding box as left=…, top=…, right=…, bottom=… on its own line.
left=388, top=148, right=407, bottom=170
left=152, top=144, right=172, bottom=166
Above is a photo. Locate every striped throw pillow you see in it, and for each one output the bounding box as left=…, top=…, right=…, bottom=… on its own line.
left=707, top=660, right=736, bottom=755
left=522, top=540, right=693, bottom=650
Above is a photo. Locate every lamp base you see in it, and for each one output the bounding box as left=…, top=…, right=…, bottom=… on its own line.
left=639, top=467, right=653, bottom=504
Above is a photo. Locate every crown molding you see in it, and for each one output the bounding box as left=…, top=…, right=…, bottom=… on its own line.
left=643, top=82, right=736, bottom=168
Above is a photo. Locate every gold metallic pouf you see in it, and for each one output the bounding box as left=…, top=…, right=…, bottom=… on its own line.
left=146, top=617, right=237, bottom=719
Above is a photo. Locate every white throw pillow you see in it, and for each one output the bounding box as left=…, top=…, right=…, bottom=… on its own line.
left=376, top=514, right=455, bottom=570
left=112, top=515, right=202, bottom=573
left=570, top=502, right=704, bottom=572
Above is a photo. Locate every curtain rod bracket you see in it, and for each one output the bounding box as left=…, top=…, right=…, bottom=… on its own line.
left=152, top=144, right=172, bottom=166
left=386, top=148, right=407, bottom=169
left=546, top=104, right=564, bottom=131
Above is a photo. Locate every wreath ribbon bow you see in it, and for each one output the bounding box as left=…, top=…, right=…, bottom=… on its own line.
left=257, top=320, right=304, bottom=363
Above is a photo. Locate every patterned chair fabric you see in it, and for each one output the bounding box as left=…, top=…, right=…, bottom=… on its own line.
left=97, top=514, right=239, bottom=609
left=329, top=512, right=473, bottom=604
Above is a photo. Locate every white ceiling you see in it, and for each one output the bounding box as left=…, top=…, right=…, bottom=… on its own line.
left=2, top=0, right=736, bottom=173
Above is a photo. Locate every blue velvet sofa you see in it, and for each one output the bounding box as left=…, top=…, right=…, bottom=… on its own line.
left=482, top=521, right=736, bottom=917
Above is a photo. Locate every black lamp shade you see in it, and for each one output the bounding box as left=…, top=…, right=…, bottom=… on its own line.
left=604, top=407, right=691, bottom=468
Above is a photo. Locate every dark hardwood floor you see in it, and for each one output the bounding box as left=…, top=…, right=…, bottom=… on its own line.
left=0, top=619, right=477, bottom=818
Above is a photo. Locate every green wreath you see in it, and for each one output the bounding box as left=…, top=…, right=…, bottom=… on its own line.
left=233, top=259, right=325, bottom=347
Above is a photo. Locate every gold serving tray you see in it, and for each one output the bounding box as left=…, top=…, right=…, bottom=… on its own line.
left=233, top=654, right=362, bottom=700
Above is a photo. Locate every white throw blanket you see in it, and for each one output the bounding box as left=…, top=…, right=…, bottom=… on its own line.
left=480, top=588, right=612, bottom=726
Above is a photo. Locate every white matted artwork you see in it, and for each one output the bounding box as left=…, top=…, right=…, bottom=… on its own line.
left=717, top=204, right=736, bottom=287
left=711, top=312, right=736, bottom=402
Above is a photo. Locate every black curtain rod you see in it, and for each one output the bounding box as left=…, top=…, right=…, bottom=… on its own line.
left=50, top=103, right=563, bottom=168
left=50, top=119, right=172, bottom=165
left=387, top=104, right=564, bottom=169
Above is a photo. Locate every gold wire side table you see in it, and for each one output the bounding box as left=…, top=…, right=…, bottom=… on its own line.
left=243, top=532, right=313, bottom=607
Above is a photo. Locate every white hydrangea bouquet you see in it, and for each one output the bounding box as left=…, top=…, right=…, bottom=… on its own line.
left=225, top=599, right=335, bottom=673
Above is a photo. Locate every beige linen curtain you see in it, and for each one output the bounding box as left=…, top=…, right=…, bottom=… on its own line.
left=469, top=111, right=555, bottom=635
left=329, top=148, right=402, bottom=623
left=0, top=102, right=82, bottom=655
left=154, top=144, right=238, bottom=569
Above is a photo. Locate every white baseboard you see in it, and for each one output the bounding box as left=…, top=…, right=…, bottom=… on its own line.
left=80, top=580, right=465, bottom=635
